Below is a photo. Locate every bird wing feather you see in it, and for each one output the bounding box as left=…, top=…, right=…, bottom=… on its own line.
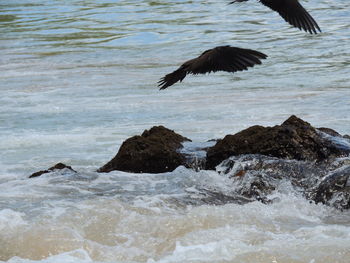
left=259, top=0, right=321, bottom=34
left=187, top=46, right=267, bottom=74
left=158, top=67, right=187, bottom=90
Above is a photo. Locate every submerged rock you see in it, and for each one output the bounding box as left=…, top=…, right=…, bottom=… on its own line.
left=212, top=154, right=350, bottom=209
left=317, top=127, right=342, bottom=137
left=312, top=165, right=350, bottom=210
left=29, top=163, right=76, bottom=178
left=206, top=115, right=350, bottom=170
left=216, top=154, right=324, bottom=203
left=179, top=141, right=216, bottom=171
left=98, top=126, right=191, bottom=173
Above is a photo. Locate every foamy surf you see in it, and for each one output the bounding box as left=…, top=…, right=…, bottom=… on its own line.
left=1, top=163, right=350, bottom=263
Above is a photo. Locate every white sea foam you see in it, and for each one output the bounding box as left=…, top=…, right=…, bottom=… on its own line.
left=1, top=164, right=349, bottom=262
left=3, top=249, right=92, bottom=263
left=0, top=209, right=27, bottom=232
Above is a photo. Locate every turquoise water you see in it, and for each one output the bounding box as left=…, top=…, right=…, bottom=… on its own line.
left=0, top=1, right=350, bottom=262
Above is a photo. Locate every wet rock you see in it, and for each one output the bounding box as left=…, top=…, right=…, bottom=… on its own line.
left=98, top=126, right=191, bottom=173
left=216, top=154, right=324, bottom=203
left=29, top=163, right=76, bottom=178
left=206, top=115, right=350, bottom=170
left=317, top=127, right=342, bottom=137
left=312, top=166, right=350, bottom=210
left=318, top=128, right=350, bottom=141
left=213, top=154, right=350, bottom=209
left=179, top=141, right=216, bottom=171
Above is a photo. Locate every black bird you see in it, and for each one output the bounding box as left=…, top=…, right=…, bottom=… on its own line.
left=158, top=45, right=267, bottom=90
left=230, top=0, right=321, bottom=34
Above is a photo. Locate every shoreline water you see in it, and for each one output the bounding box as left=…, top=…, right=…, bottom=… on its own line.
left=1, top=0, right=350, bottom=262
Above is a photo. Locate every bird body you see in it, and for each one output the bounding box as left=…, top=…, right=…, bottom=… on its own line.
left=230, top=0, right=321, bottom=34
left=158, top=46, right=267, bottom=90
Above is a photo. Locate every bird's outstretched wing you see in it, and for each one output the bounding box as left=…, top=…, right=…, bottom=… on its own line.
left=260, top=0, right=321, bottom=34
left=230, top=0, right=321, bottom=34
left=158, top=45, right=267, bottom=90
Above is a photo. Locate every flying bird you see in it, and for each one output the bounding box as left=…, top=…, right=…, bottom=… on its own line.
left=230, top=0, right=321, bottom=34
left=158, top=45, right=267, bottom=90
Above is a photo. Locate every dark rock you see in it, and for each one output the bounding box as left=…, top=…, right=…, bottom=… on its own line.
left=214, top=154, right=350, bottom=209
left=312, top=166, right=350, bottom=210
left=317, top=127, right=342, bottom=137
left=29, top=163, right=76, bottom=178
left=98, top=126, right=191, bottom=173
left=344, top=135, right=350, bottom=140
left=206, top=115, right=349, bottom=169
left=216, top=154, right=324, bottom=203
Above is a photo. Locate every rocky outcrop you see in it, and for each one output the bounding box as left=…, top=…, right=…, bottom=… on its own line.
left=27, top=116, right=350, bottom=210
left=98, top=126, right=191, bottom=173
left=97, top=115, right=349, bottom=175
left=206, top=115, right=350, bottom=170
left=29, top=163, right=76, bottom=178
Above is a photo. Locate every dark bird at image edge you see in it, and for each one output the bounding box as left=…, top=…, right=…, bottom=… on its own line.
left=230, top=0, right=321, bottom=34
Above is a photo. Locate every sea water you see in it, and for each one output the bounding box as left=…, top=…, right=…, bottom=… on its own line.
left=1, top=0, right=350, bottom=262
